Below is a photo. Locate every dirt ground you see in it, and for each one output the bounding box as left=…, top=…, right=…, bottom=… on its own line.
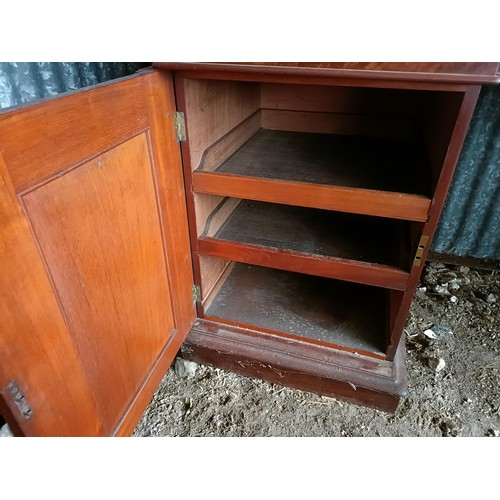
left=134, top=262, right=500, bottom=437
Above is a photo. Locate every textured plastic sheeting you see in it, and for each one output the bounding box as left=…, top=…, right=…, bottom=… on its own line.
left=432, top=85, right=500, bottom=261
left=0, top=62, right=146, bottom=109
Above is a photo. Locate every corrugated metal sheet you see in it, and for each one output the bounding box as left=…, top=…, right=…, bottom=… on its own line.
left=0, top=62, right=147, bottom=109
left=432, top=84, right=500, bottom=261
left=0, top=62, right=498, bottom=261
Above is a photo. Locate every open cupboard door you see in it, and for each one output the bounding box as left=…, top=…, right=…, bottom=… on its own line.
left=0, top=70, right=195, bottom=436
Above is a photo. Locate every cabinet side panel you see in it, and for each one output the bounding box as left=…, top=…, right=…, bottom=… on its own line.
left=183, top=79, right=260, bottom=169
left=387, top=86, right=481, bottom=359
left=22, top=133, right=176, bottom=433
left=0, top=154, right=104, bottom=436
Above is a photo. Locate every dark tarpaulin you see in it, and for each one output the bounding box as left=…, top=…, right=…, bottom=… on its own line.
left=0, top=62, right=146, bottom=109
left=432, top=85, right=500, bottom=262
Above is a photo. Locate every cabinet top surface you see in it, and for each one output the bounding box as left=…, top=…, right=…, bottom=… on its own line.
left=154, top=62, right=500, bottom=85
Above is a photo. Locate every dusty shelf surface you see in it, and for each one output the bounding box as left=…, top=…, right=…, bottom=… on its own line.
left=129, top=262, right=500, bottom=438
left=205, top=262, right=388, bottom=354
left=210, top=199, right=409, bottom=269
left=214, top=129, right=431, bottom=196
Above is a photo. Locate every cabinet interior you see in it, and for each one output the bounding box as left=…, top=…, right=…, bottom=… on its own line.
left=180, top=77, right=464, bottom=357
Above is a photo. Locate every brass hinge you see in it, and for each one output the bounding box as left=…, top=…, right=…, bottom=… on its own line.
left=174, top=112, right=186, bottom=142
left=413, top=235, right=429, bottom=267
left=192, top=284, right=201, bottom=303
left=7, top=380, right=32, bottom=420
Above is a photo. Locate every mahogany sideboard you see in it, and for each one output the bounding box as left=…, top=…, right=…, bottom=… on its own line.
left=1, top=62, right=498, bottom=436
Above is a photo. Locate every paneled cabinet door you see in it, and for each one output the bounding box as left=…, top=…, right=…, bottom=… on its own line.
left=0, top=70, right=195, bottom=436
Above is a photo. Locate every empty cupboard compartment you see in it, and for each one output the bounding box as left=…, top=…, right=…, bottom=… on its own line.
left=204, top=263, right=390, bottom=356
left=181, top=79, right=464, bottom=221
left=197, top=196, right=413, bottom=290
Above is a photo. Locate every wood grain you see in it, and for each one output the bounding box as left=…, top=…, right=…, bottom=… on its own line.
left=23, top=133, right=176, bottom=432
left=155, top=62, right=500, bottom=85
left=198, top=199, right=410, bottom=290
left=260, top=83, right=425, bottom=117
left=183, top=319, right=406, bottom=412
left=193, top=171, right=431, bottom=221
left=0, top=70, right=196, bottom=436
left=261, top=109, right=417, bottom=139
left=200, top=111, right=262, bottom=171
left=198, top=238, right=409, bottom=291
left=0, top=153, right=104, bottom=436
left=183, top=78, right=260, bottom=169
left=114, top=70, right=196, bottom=435
left=198, top=254, right=231, bottom=303
left=0, top=75, right=149, bottom=193
left=202, top=197, right=242, bottom=238
left=193, top=193, right=226, bottom=237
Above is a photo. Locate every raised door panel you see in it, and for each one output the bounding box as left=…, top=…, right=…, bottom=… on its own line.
left=0, top=153, right=104, bottom=436
left=22, top=133, right=175, bottom=431
left=0, top=70, right=195, bottom=436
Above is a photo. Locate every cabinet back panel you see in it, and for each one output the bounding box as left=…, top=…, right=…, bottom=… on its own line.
left=22, top=133, right=176, bottom=433
left=260, top=83, right=425, bottom=116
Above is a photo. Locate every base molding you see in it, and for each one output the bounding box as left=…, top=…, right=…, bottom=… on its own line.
left=182, top=319, right=406, bottom=413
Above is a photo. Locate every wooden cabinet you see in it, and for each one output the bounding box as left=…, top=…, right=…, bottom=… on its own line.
left=1, top=63, right=498, bottom=435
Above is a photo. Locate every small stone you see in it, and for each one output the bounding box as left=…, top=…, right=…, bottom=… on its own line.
left=428, top=357, right=446, bottom=372
left=429, top=262, right=446, bottom=269
left=486, top=293, right=496, bottom=304
left=449, top=279, right=461, bottom=291
left=450, top=295, right=458, bottom=303
left=418, top=286, right=427, bottom=292
left=423, top=329, right=438, bottom=339
left=435, top=284, right=449, bottom=295
left=459, top=266, right=470, bottom=274
left=174, top=357, right=199, bottom=378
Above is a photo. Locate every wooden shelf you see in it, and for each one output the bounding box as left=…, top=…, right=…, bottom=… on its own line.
left=205, top=263, right=389, bottom=356
left=198, top=199, right=410, bottom=290
left=193, top=129, right=432, bottom=221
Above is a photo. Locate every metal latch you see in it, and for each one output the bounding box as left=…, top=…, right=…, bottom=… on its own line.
left=174, top=112, right=186, bottom=142
left=192, top=284, right=201, bottom=303
left=7, top=380, right=32, bottom=420
left=413, top=235, right=429, bottom=267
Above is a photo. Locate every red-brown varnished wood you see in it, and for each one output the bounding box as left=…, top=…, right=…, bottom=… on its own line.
left=154, top=62, right=500, bottom=85
left=386, top=86, right=481, bottom=359
left=113, top=70, right=197, bottom=437
left=0, top=71, right=195, bottom=436
left=22, top=133, right=176, bottom=433
left=183, top=319, right=406, bottom=412
left=198, top=238, right=409, bottom=290
left=193, top=171, right=431, bottom=221
left=170, top=69, right=471, bottom=92
left=1, top=75, right=149, bottom=194
left=173, top=74, right=206, bottom=318
left=0, top=153, right=104, bottom=436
